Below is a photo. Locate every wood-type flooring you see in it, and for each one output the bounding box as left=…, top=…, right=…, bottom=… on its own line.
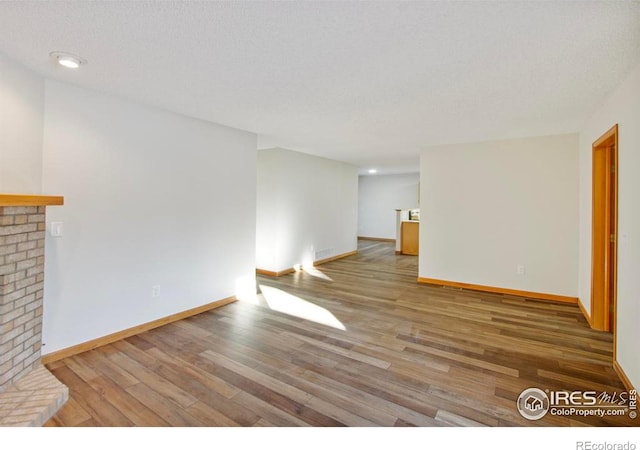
left=45, top=240, right=636, bottom=427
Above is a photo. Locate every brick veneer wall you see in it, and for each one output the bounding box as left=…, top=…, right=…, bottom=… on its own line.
left=0, top=206, right=46, bottom=393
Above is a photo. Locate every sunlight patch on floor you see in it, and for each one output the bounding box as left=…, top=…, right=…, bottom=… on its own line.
left=258, top=284, right=345, bottom=330
left=301, top=265, right=333, bottom=281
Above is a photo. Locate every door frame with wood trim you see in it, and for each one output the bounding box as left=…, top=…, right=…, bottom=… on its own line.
left=590, top=124, right=618, bottom=339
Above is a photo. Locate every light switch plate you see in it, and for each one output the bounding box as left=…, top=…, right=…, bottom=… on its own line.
left=50, top=222, right=63, bottom=237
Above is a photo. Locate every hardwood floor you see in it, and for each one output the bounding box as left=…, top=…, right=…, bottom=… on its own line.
left=45, top=240, right=635, bottom=427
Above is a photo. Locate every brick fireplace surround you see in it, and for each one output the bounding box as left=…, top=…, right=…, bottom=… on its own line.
left=0, top=194, right=67, bottom=426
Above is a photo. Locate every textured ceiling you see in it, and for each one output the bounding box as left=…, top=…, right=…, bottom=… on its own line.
left=1, top=1, right=639, bottom=173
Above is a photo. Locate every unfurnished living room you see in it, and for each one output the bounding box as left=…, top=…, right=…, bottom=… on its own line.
left=0, top=0, right=639, bottom=446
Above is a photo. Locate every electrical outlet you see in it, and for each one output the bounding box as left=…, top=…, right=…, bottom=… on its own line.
left=517, top=264, right=526, bottom=275
left=151, top=285, right=161, bottom=298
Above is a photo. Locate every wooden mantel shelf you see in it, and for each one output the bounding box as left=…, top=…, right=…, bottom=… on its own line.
left=0, top=194, right=64, bottom=207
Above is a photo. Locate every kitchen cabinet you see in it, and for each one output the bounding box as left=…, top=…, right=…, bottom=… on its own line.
left=401, top=221, right=419, bottom=255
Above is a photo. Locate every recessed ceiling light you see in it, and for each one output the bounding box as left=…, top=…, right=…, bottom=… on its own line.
left=50, top=51, right=87, bottom=69
left=368, top=169, right=377, bottom=174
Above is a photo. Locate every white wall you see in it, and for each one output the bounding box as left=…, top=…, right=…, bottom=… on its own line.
left=358, top=173, right=419, bottom=239
left=578, top=62, right=640, bottom=389
left=41, top=80, right=257, bottom=354
left=256, top=148, right=358, bottom=273
left=255, top=149, right=281, bottom=271
left=419, top=134, right=579, bottom=297
left=0, top=52, right=44, bottom=193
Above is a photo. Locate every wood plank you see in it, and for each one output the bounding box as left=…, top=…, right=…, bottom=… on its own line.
left=199, top=350, right=344, bottom=426
left=252, top=418, right=275, bottom=427
left=62, top=356, right=101, bottom=383
left=0, top=194, right=64, bottom=206
left=185, top=401, right=241, bottom=427
left=107, top=350, right=198, bottom=409
left=49, top=365, right=134, bottom=426
left=256, top=363, right=394, bottom=426
left=125, top=383, right=205, bottom=427
left=146, top=346, right=241, bottom=399
left=282, top=332, right=391, bottom=369
left=435, top=409, right=486, bottom=427
left=44, top=398, right=90, bottom=427
left=77, top=348, right=140, bottom=388
left=199, top=349, right=315, bottom=406
left=296, top=367, right=438, bottom=426
left=85, top=375, right=169, bottom=426
left=231, top=391, right=311, bottom=427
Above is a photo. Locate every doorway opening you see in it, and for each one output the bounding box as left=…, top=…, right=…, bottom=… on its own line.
left=590, top=124, right=618, bottom=337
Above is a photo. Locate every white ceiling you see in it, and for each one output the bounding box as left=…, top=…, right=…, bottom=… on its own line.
left=1, top=1, right=639, bottom=174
